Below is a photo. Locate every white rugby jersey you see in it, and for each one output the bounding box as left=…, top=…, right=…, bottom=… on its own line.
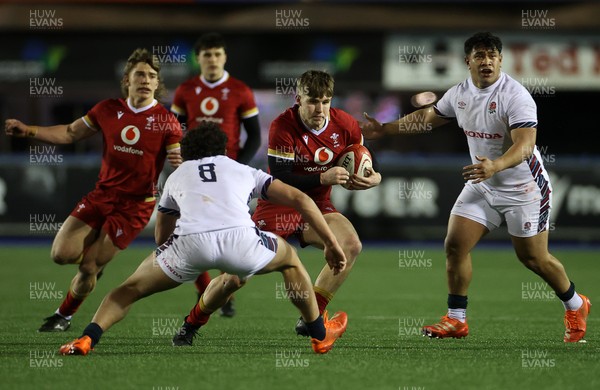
left=435, top=72, right=548, bottom=191
left=158, top=155, right=273, bottom=235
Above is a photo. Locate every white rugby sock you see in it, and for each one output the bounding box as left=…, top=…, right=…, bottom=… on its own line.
left=55, top=309, right=72, bottom=321
left=447, top=308, right=466, bottom=323
left=562, top=292, right=583, bottom=311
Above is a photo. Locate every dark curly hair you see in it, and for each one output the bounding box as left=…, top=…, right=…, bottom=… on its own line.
left=464, top=32, right=502, bottom=56
left=181, top=122, right=228, bottom=161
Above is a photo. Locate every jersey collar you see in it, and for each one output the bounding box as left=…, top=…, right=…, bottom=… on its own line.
left=293, top=104, right=330, bottom=136
left=468, top=72, right=505, bottom=93
left=126, top=98, right=158, bottom=113
left=200, top=71, right=229, bottom=89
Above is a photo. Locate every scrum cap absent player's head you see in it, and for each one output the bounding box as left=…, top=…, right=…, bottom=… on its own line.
left=120, top=48, right=165, bottom=99
left=464, top=32, right=503, bottom=56
left=194, top=32, right=226, bottom=55
left=182, top=122, right=228, bottom=161
left=296, top=70, right=334, bottom=98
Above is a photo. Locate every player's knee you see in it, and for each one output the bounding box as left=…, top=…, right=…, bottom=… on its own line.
left=517, top=253, right=548, bottom=274
left=222, top=275, right=244, bottom=294
left=50, top=246, right=80, bottom=265
left=520, top=258, right=541, bottom=274
left=341, top=235, right=362, bottom=262
left=51, top=253, right=70, bottom=265
left=444, top=236, right=466, bottom=260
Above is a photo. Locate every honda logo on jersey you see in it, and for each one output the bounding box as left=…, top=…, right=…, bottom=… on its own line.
left=314, top=147, right=334, bottom=165
left=121, top=125, right=140, bottom=145
left=200, top=97, right=219, bottom=116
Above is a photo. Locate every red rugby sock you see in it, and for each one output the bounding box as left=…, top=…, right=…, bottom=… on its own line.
left=194, top=272, right=211, bottom=295
left=58, top=290, right=84, bottom=317
left=186, top=296, right=213, bottom=327
left=314, top=286, right=334, bottom=315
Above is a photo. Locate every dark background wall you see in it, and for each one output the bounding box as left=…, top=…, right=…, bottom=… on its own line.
left=1, top=0, right=599, bottom=242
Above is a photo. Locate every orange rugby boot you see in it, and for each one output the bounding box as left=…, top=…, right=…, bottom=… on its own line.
left=311, top=311, right=348, bottom=354
left=422, top=315, right=469, bottom=339
left=59, top=336, right=93, bottom=356
left=564, top=294, right=591, bottom=343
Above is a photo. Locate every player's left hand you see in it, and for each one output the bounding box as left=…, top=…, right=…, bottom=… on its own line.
left=167, top=150, right=182, bottom=168
left=346, top=168, right=382, bottom=190
left=324, top=241, right=347, bottom=276
left=462, top=156, right=496, bottom=183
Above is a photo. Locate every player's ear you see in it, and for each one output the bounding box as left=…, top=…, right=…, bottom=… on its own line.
left=294, top=94, right=301, bottom=105
left=464, top=56, right=470, bottom=67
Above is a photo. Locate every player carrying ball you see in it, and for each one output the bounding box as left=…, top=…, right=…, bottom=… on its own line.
left=252, top=70, right=382, bottom=336
left=58, top=122, right=348, bottom=356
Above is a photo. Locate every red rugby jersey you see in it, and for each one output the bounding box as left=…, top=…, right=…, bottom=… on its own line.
left=263, top=104, right=362, bottom=202
left=83, top=98, right=182, bottom=198
left=171, top=71, right=258, bottom=160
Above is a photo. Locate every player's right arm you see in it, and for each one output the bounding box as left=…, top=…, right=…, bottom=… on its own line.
left=270, top=155, right=349, bottom=188
left=361, top=107, right=449, bottom=140
left=268, top=119, right=349, bottom=189
left=4, top=118, right=96, bottom=144
left=155, top=211, right=178, bottom=246
left=266, top=178, right=347, bottom=275
left=155, top=177, right=180, bottom=246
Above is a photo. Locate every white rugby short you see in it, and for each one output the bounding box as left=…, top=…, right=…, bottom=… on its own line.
left=155, top=227, right=279, bottom=282
left=450, top=180, right=552, bottom=237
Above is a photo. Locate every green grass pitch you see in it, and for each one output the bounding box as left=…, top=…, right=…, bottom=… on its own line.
left=0, top=243, right=598, bottom=390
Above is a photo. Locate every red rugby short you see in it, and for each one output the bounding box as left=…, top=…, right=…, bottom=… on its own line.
left=69, top=187, right=155, bottom=249
left=251, top=200, right=338, bottom=245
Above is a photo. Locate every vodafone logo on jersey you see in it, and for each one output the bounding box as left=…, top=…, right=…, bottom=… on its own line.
left=121, top=125, right=140, bottom=145
left=314, top=147, right=334, bottom=165
left=115, top=126, right=143, bottom=156
left=200, top=97, right=219, bottom=116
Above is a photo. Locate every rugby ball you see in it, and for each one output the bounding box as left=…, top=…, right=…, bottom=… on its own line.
left=335, top=144, right=373, bottom=189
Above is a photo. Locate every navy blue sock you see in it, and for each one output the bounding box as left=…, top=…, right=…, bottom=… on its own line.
left=556, top=281, right=575, bottom=302
left=448, top=294, right=468, bottom=309
left=82, top=322, right=103, bottom=347
left=305, top=315, right=326, bottom=341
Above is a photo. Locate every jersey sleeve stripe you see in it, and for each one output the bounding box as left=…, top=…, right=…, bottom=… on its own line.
left=166, top=143, right=181, bottom=151
left=510, top=121, right=537, bottom=129
left=170, top=104, right=186, bottom=116
left=158, top=205, right=181, bottom=217
left=260, top=177, right=273, bottom=200
left=81, top=115, right=97, bottom=130
left=255, top=228, right=278, bottom=253
left=267, top=147, right=294, bottom=160
left=240, top=107, right=259, bottom=119
left=433, top=106, right=455, bottom=119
